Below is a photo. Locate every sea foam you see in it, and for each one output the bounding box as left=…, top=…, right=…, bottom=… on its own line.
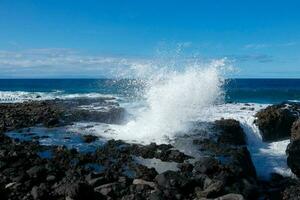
left=104, top=59, right=227, bottom=143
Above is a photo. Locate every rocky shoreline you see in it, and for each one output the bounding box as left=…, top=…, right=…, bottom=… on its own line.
left=1, top=99, right=300, bottom=199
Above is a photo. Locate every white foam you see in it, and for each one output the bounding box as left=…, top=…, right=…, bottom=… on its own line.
left=0, top=91, right=115, bottom=103
left=103, top=60, right=226, bottom=144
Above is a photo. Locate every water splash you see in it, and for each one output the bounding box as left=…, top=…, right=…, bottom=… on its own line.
left=110, top=59, right=227, bottom=143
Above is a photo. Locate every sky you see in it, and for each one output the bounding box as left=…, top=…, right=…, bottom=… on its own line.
left=0, top=0, right=300, bottom=78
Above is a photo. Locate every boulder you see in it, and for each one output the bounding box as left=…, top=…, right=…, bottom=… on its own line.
left=215, top=119, right=246, bottom=145
left=286, top=140, right=300, bottom=177
left=255, top=104, right=298, bottom=142
left=291, top=119, right=300, bottom=141
left=195, top=180, right=224, bottom=199
left=94, top=182, right=119, bottom=196
left=155, top=171, right=190, bottom=191
left=194, top=157, right=220, bottom=175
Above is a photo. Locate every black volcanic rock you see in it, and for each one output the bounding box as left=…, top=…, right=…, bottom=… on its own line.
left=291, top=119, right=300, bottom=141
left=286, top=140, right=300, bottom=177
left=255, top=104, right=299, bottom=142
left=215, top=119, right=246, bottom=145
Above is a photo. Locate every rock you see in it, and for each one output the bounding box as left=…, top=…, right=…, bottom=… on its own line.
left=31, top=183, right=49, bottom=200
left=133, top=179, right=156, bottom=188
left=195, top=180, right=224, bottom=198
left=155, top=171, right=190, bottom=192
left=5, top=182, right=16, bottom=189
left=159, top=149, right=192, bottom=163
left=87, top=177, right=105, bottom=187
left=177, top=162, right=194, bottom=172
left=82, top=135, right=98, bottom=143
left=59, top=182, right=95, bottom=200
left=255, top=104, right=298, bottom=142
left=94, top=182, right=119, bottom=196
left=46, top=175, right=56, bottom=182
left=215, top=119, right=246, bottom=145
left=43, top=117, right=60, bottom=127
left=215, top=193, right=245, bottom=200
left=286, top=140, right=300, bottom=177
left=194, top=157, right=220, bottom=175
left=291, top=119, right=300, bottom=141
left=228, top=147, right=257, bottom=179
left=26, top=165, right=47, bottom=179
left=282, top=184, right=300, bottom=200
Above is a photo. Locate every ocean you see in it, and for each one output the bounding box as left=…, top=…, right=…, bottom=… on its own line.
left=2, top=77, right=300, bottom=179
left=1, top=78, right=300, bottom=104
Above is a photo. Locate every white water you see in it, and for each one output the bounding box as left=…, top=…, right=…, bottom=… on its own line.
left=105, top=60, right=226, bottom=143
left=199, top=103, right=293, bottom=179
left=0, top=90, right=115, bottom=103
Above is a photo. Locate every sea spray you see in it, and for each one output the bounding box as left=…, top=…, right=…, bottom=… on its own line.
left=110, top=59, right=227, bottom=143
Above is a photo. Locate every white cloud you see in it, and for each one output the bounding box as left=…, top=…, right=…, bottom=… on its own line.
left=0, top=48, right=154, bottom=78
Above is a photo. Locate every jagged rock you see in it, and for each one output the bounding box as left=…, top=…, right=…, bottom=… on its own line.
left=194, top=157, right=220, bottom=175
left=287, top=140, right=300, bottom=177
left=215, top=119, right=246, bottom=145
left=282, top=184, right=300, bottom=200
left=94, top=182, right=119, bottom=196
left=291, top=119, right=300, bottom=141
left=26, top=165, right=47, bottom=179
left=195, top=180, right=224, bottom=199
left=255, top=104, right=299, bottom=142
left=133, top=179, right=156, bottom=188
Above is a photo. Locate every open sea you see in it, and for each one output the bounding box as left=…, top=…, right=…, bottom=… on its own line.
left=0, top=79, right=300, bottom=104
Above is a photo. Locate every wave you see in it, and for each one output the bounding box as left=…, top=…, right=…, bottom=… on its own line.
left=98, top=59, right=227, bottom=143
left=0, top=91, right=115, bottom=103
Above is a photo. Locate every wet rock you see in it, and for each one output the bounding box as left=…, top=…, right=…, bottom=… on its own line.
left=282, top=184, right=300, bottom=200
left=133, top=179, right=156, bottom=188
left=43, top=117, right=60, bottom=127
left=134, top=164, right=158, bottom=181
left=155, top=171, right=190, bottom=192
left=177, top=162, right=194, bottom=172
left=159, top=149, right=193, bottom=163
left=46, top=175, right=56, bottom=182
left=31, top=184, right=49, bottom=200
left=55, top=181, right=95, bottom=200
left=66, top=106, right=126, bottom=124
left=286, top=140, right=300, bottom=177
left=94, top=182, right=119, bottom=196
left=291, top=119, right=300, bottom=141
left=215, top=193, right=245, bottom=200
left=255, top=104, right=299, bottom=142
left=26, top=165, right=47, bottom=179
left=215, top=119, right=246, bottom=145
left=82, top=135, right=98, bottom=143
left=195, top=180, right=224, bottom=198
left=194, top=157, right=220, bottom=175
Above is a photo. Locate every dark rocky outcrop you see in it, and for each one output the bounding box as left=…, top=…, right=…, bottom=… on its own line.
left=0, top=99, right=126, bottom=133
left=215, top=119, right=246, bottom=145
left=2, top=99, right=300, bottom=200
left=291, top=119, right=300, bottom=141
left=286, top=140, right=300, bottom=177
left=255, top=104, right=299, bottom=142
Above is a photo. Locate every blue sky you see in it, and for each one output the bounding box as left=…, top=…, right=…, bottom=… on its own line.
left=0, top=0, right=300, bottom=78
